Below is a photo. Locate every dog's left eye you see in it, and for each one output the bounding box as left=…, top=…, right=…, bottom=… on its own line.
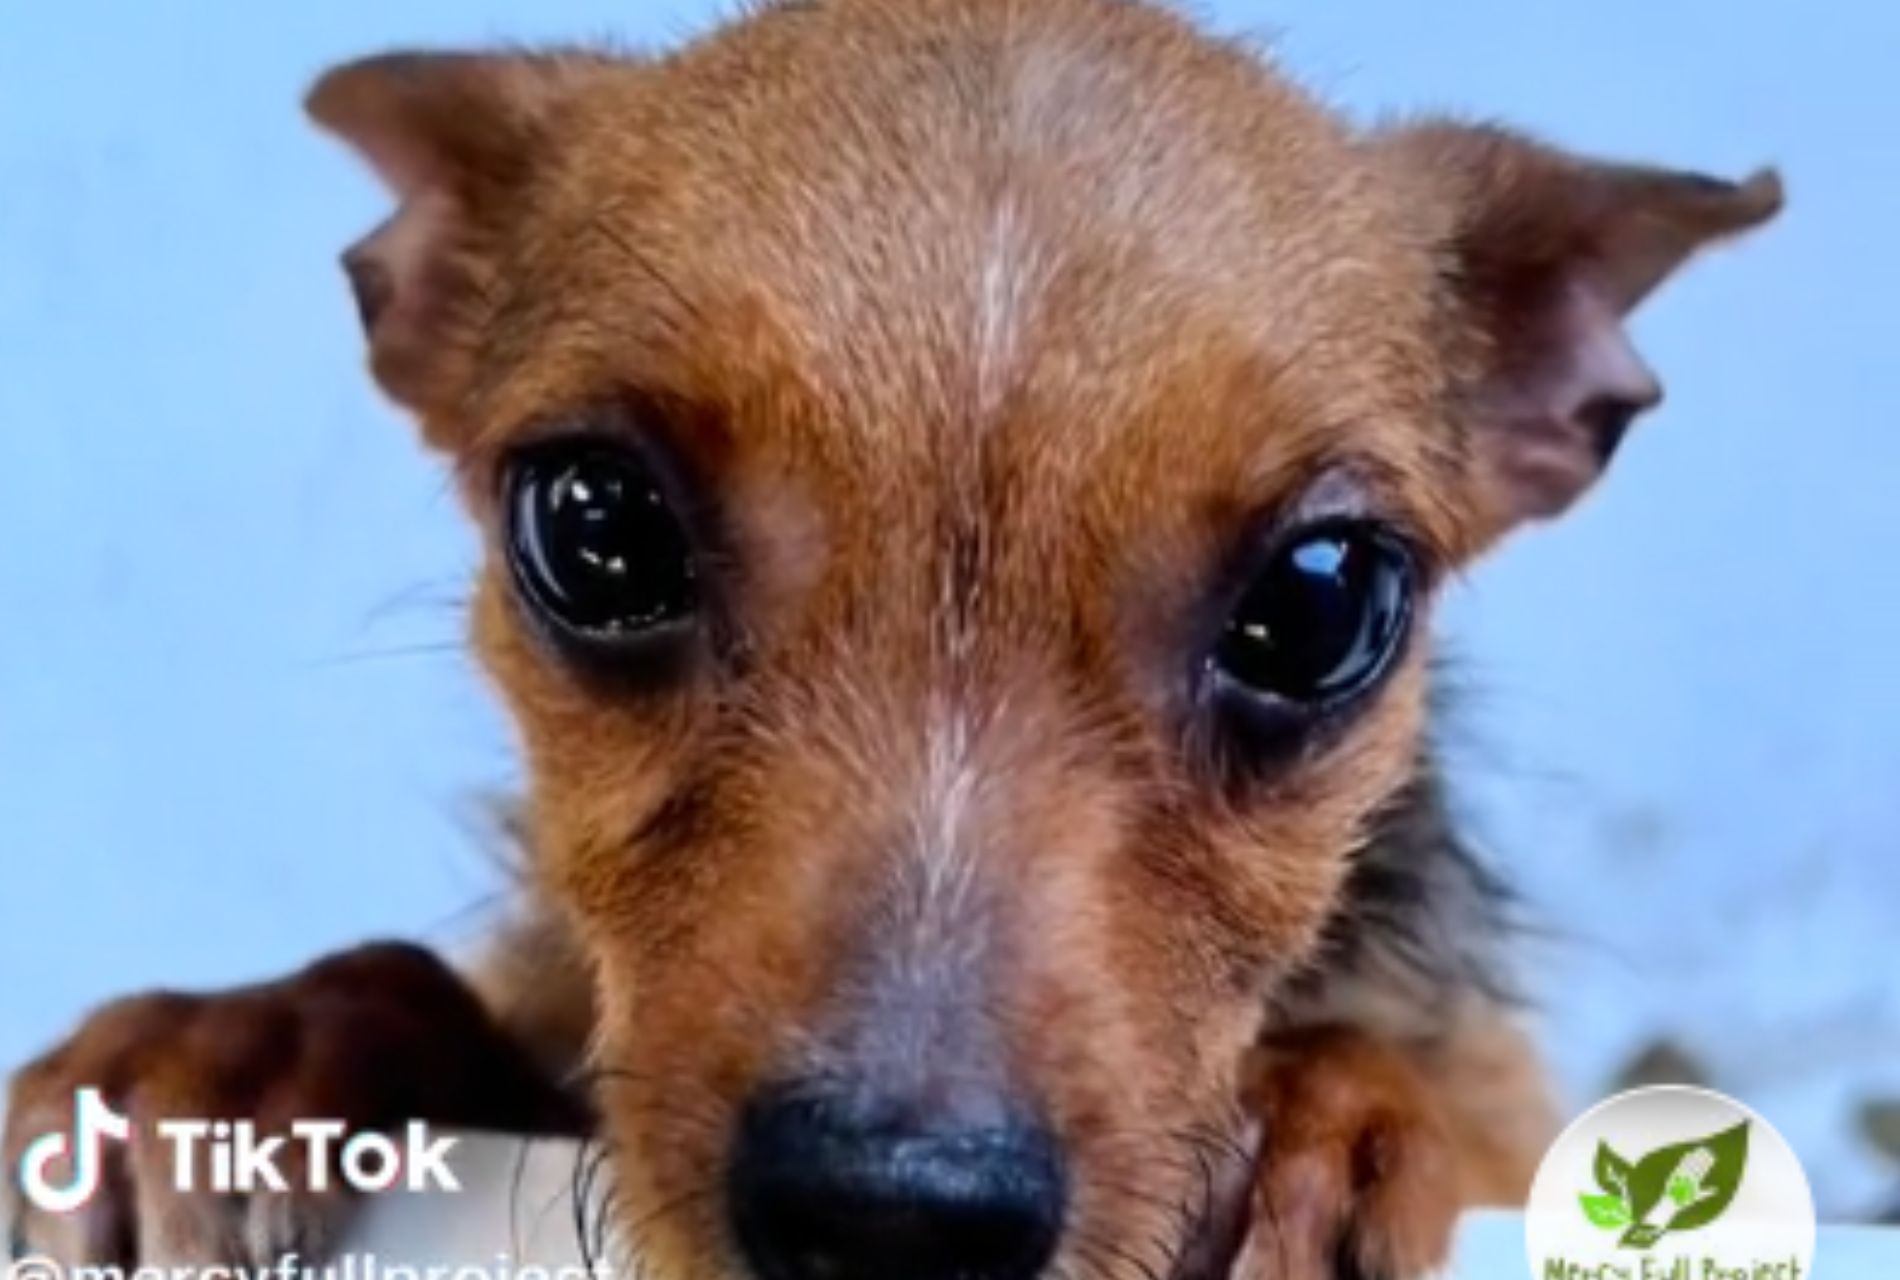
left=1211, top=524, right=1414, bottom=711
left=504, top=441, right=697, bottom=644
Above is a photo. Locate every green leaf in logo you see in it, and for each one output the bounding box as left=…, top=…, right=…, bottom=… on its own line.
left=1580, top=1192, right=1633, bottom=1229
left=1667, top=1122, right=1750, bottom=1233
left=1617, top=1120, right=1751, bottom=1247
left=1594, top=1141, right=1633, bottom=1197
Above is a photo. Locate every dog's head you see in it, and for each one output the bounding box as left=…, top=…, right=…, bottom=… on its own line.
left=309, top=2, right=1777, bottom=1277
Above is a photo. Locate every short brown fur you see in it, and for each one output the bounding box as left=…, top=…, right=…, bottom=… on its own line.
left=7, top=3, right=1779, bottom=1278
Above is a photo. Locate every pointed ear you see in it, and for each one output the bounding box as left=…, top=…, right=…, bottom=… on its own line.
left=1376, top=123, right=1783, bottom=550
left=305, top=52, right=611, bottom=430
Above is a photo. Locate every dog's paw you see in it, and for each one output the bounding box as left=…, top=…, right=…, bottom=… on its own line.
left=1233, top=1026, right=1461, bottom=1280
left=4, top=942, right=585, bottom=1268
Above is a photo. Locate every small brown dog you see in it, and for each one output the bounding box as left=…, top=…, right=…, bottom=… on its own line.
left=5, top=2, right=1780, bottom=1278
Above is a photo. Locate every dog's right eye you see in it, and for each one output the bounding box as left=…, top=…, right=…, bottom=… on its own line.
left=1203, top=520, right=1416, bottom=758
left=503, top=441, right=697, bottom=646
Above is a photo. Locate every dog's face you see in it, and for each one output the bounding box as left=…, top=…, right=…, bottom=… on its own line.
left=309, top=2, right=1777, bottom=1278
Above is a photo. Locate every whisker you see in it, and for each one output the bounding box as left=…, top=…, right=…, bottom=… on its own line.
left=626, top=1183, right=718, bottom=1242
left=1072, top=1228, right=1168, bottom=1280
left=302, top=640, right=470, bottom=669
left=591, top=215, right=706, bottom=325
left=1084, top=1174, right=1199, bottom=1220
left=1070, top=1232, right=1165, bottom=1280
left=506, top=1133, right=534, bottom=1261
left=569, top=1135, right=616, bottom=1280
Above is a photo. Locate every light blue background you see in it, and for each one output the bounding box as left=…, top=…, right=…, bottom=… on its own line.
left=2, top=0, right=1895, bottom=1216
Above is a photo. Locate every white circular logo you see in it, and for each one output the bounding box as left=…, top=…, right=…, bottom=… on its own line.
left=1526, top=1086, right=1814, bottom=1279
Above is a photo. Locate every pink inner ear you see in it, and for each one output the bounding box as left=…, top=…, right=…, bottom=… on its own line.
left=341, top=190, right=456, bottom=338
left=1483, top=279, right=1663, bottom=523
left=1549, top=282, right=1662, bottom=421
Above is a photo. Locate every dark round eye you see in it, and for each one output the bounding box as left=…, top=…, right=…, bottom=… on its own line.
left=1212, top=524, right=1414, bottom=707
left=504, top=441, right=696, bottom=642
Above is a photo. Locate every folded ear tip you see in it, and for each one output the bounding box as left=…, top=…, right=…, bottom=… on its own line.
left=303, top=57, right=387, bottom=132
left=1737, top=167, right=1786, bottom=222
left=303, top=52, right=446, bottom=132
left=1668, top=165, right=1784, bottom=239
left=302, top=66, right=347, bottom=128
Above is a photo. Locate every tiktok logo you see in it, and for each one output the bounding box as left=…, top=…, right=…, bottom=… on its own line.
left=14, top=1090, right=463, bottom=1216
left=17, top=1088, right=130, bottom=1212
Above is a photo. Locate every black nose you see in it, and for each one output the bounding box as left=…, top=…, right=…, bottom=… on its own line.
left=728, top=1084, right=1066, bottom=1280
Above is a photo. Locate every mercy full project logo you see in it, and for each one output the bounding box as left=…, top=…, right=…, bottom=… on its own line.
left=1577, top=1118, right=1749, bottom=1249
left=1527, top=1087, right=1814, bottom=1280
left=17, top=1089, right=462, bottom=1214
